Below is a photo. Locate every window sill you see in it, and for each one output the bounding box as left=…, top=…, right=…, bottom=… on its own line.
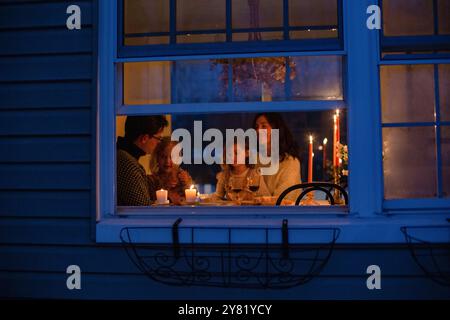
left=116, top=205, right=348, bottom=216
left=96, top=212, right=449, bottom=244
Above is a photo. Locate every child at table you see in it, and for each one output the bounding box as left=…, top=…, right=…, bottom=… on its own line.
left=214, top=141, right=270, bottom=201
left=148, top=137, right=192, bottom=205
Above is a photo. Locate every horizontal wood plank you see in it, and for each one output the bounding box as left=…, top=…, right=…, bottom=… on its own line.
left=0, top=54, right=92, bottom=82
left=0, top=1, right=92, bottom=30
left=0, top=245, right=427, bottom=277
left=0, top=218, right=92, bottom=245
left=0, top=163, right=91, bottom=190
left=0, top=136, right=91, bottom=162
left=0, top=28, right=93, bottom=56
left=0, top=109, right=91, bottom=136
left=0, top=190, right=91, bottom=218
left=0, top=81, right=92, bottom=110
left=0, top=271, right=448, bottom=299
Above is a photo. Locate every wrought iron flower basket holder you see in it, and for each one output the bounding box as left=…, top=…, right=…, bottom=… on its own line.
left=401, top=226, right=450, bottom=287
left=120, top=220, right=340, bottom=289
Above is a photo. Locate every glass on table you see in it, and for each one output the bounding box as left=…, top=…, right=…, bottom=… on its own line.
left=228, top=176, right=245, bottom=202
left=247, top=169, right=261, bottom=194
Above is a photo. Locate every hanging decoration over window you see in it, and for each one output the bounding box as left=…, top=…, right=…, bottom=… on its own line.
left=212, top=57, right=297, bottom=98
left=211, top=1, right=297, bottom=99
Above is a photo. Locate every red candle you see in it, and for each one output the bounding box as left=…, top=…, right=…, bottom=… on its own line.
left=308, top=135, right=313, bottom=183
left=333, top=114, right=337, bottom=168
left=333, top=110, right=340, bottom=168
left=336, top=109, right=340, bottom=143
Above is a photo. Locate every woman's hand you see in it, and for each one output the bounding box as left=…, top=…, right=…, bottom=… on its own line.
left=178, top=170, right=191, bottom=186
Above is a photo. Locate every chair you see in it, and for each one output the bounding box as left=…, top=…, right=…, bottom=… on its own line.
left=276, top=182, right=349, bottom=206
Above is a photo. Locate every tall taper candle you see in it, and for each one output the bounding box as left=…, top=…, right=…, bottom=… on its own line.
left=333, top=114, right=337, bottom=168
left=323, top=138, right=328, bottom=176
left=335, top=109, right=340, bottom=167
left=308, top=135, right=313, bottom=183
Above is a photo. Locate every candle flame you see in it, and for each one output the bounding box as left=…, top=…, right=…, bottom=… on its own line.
left=309, top=135, right=313, bottom=144
left=336, top=109, right=340, bottom=116
left=323, top=138, right=328, bottom=145
left=190, top=185, right=195, bottom=190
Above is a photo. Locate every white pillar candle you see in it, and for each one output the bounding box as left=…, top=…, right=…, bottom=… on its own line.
left=185, top=185, right=197, bottom=203
left=156, top=189, right=168, bottom=204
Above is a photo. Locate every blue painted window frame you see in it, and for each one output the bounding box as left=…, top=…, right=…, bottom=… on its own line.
left=96, top=0, right=450, bottom=244
left=378, top=0, right=450, bottom=212
left=113, top=0, right=349, bottom=217
left=379, top=0, right=450, bottom=55
left=117, top=0, right=344, bottom=58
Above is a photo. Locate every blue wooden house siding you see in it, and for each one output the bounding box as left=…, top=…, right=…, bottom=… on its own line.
left=0, top=0, right=449, bottom=299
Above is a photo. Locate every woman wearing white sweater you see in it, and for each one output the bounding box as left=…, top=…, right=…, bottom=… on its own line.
left=253, top=113, right=302, bottom=201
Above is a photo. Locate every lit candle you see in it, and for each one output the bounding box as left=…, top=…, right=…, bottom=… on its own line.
left=308, top=135, right=313, bottom=183
left=336, top=109, right=340, bottom=144
left=334, top=110, right=340, bottom=167
left=323, top=138, right=328, bottom=173
left=185, top=185, right=197, bottom=203
left=156, top=189, right=168, bottom=204
left=333, top=114, right=336, bottom=167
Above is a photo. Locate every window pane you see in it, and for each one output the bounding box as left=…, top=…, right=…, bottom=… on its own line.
left=380, top=65, right=435, bottom=123
left=383, top=0, right=434, bottom=36
left=177, top=0, right=225, bottom=31
left=291, top=56, right=343, bottom=100
left=290, top=29, right=338, bottom=40
left=441, top=126, right=450, bottom=197
left=232, top=32, right=283, bottom=42
left=439, top=64, right=450, bottom=121
left=177, top=34, right=226, bottom=44
left=116, top=110, right=348, bottom=207
left=232, top=0, right=283, bottom=29
left=124, top=0, right=169, bottom=45
left=381, top=51, right=449, bottom=59
left=123, top=62, right=171, bottom=105
left=123, top=56, right=343, bottom=105
left=230, top=57, right=288, bottom=102
left=175, top=60, right=227, bottom=103
left=289, top=0, right=337, bottom=27
left=383, top=126, right=437, bottom=199
left=439, top=0, right=450, bottom=34
left=124, top=36, right=170, bottom=46
left=123, top=0, right=341, bottom=47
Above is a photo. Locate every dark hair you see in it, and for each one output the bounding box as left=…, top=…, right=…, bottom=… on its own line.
left=253, top=112, right=300, bottom=161
left=125, top=115, right=168, bottom=142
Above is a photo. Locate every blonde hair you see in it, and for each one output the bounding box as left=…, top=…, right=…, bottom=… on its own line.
left=149, top=137, right=180, bottom=174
